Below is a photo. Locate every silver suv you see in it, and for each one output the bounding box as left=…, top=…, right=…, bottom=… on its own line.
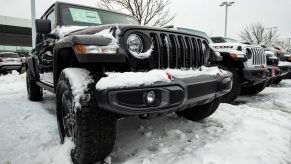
left=0, top=52, right=23, bottom=73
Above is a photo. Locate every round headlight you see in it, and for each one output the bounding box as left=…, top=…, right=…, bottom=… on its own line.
left=127, top=34, right=143, bottom=54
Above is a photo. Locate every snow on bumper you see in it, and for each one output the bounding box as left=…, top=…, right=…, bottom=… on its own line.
left=96, top=67, right=232, bottom=115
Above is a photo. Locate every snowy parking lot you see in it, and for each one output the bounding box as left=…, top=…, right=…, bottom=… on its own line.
left=0, top=72, right=291, bottom=164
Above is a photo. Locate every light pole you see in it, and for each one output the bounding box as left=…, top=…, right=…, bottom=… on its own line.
left=220, top=1, right=235, bottom=37
left=31, top=0, right=36, bottom=49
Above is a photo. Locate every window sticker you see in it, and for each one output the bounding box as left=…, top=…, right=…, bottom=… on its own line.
left=69, top=8, right=102, bottom=24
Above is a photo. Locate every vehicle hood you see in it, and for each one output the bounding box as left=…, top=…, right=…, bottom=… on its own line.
left=54, top=24, right=210, bottom=39
left=210, top=42, right=262, bottom=51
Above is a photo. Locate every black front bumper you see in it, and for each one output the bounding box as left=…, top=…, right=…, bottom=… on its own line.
left=243, top=67, right=269, bottom=81
left=278, top=65, right=291, bottom=76
left=267, top=66, right=280, bottom=78
left=96, top=72, right=232, bottom=115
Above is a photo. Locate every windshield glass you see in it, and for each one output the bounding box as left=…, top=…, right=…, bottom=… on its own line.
left=0, top=53, right=19, bottom=58
left=60, top=4, right=140, bottom=26
left=211, top=37, right=225, bottom=43
left=224, top=38, right=240, bottom=43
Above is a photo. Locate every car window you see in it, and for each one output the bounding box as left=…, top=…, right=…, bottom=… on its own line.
left=60, top=5, right=139, bottom=26
left=224, top=38, right=240, bottom=43
left=0, top=53, right=19, bottom=58
left=46, top=10, right=56, bottom=30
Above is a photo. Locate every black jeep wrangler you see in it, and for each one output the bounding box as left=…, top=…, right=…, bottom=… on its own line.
left=26, top=2, right=232, bottom=164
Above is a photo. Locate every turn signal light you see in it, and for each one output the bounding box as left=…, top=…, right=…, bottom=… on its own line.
left=73, top=45, right=87, bottom=54
left=288, top=57, right=291, bottom=61
left=230, top=54, right=238, bottom=59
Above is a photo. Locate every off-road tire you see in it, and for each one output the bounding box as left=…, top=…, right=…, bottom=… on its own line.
left=220, top=67, right=241, bottom=103
left=176, top=98, right=221, bottom=121
left=273, top=76, right=283, bottom=84
left=26, top=69, right=43, bottom=101
left=56, top=71, right=116, bottom=164
left=241, top=82, right=266, bottom=95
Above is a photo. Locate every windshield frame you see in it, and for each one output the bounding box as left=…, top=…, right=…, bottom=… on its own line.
left=58, top=3, right=139, bottom=27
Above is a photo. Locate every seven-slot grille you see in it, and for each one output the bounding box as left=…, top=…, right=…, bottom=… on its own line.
left=126, top=30, right=209, bottom=70
left=250, top=47, right=266, bottom=66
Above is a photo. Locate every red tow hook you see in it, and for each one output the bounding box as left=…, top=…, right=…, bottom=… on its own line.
left=166, top=72, right=173, bottom=81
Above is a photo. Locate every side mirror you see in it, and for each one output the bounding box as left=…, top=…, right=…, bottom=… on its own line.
left=35, top=19, right=51, bottom=34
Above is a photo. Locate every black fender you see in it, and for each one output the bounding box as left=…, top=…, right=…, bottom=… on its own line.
left=54, top=35, right=126, bottom=64
left=26, top=57, right=40, bottom=80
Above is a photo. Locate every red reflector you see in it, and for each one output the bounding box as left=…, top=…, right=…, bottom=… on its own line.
left=272, top=66, right=276, bottom=77
left=166, top=72, right=173, bottom=80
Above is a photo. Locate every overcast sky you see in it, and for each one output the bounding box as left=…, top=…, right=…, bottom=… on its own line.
left=0, top=0, right=290, bottom=40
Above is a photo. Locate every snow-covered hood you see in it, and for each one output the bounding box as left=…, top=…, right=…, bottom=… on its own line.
left=53, top=24, right=210, bottom=39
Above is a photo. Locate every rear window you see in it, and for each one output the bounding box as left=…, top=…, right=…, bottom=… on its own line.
left=0, top=53, right=19, bottom=58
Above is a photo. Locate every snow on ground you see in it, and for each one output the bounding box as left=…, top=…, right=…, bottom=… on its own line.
left=1, top=72, right=291, bottom=164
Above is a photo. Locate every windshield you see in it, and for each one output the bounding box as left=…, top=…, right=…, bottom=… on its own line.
left=0, top=53, right=19, bottom=58
left=60, top=4, right=140, bottom=26
left=211, top=37, right=240, bottom=43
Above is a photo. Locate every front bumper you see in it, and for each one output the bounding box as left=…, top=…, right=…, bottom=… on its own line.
left=267, top=66, right=280, bottom=78
left=278, top=65, right=291, bottom=76
left=96, top=72, right=232, bottom=115
left=243, top=67, right=269, bottom=81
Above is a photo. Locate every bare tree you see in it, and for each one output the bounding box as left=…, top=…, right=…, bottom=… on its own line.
left=239, top=22, right=279, bottom=46
left=97, top=0, right=175, bottom=27
left=274, top=38, right=291, bottom=51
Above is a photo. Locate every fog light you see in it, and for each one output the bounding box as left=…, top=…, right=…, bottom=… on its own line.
left=146, top=91, right=155, bottom=104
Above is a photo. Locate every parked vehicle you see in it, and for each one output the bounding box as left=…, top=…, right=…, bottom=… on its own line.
left=210, top=37, right=269, bottom=103
left=0, top=52, right=22, bottom=73
left=277, top=51, right=291, bottom=80
left=26, top=2, right=232, bottom=164
left=262, top=47, right=281, bottom=85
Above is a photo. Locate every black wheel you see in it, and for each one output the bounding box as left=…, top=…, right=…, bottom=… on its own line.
left=220, top=67, right=241, bottom=103
left=56, top=71, right=116, bottom=164
left=176, top=98, right=221, bottom=121
left=272, top=76, right=283, bottom=84
left=241, top=82, right=266, bottom=95
left=26, top=69, right=43, bottom=101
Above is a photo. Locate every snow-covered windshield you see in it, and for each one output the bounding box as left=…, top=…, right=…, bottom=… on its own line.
left=60, top=4, right=139, bottom=26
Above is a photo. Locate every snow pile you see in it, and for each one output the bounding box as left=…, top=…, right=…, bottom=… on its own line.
left=129, top=45, right=154, bottom=59
left=52, top=26, right=88, bottom=38
left=96, top=67, right=226, bottom=90
left=165, top=66, right=228, bottom=79
left=278, top=61, right=291, bottom=67
left=63, top=68, right=94, bottom=109
left=96, top=70, right=171, bottom=90
left=0, top=71, right=25, bottom=84
left=1, top=71, right=291, bottom=164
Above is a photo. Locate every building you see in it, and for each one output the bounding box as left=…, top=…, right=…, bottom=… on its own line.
left=0, top=15, right=32, bottom=55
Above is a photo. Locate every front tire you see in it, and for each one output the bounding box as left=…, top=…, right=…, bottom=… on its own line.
left=176, top=98, right=221, bottom=121
left=241, top=82, right=266, bottom=95
left=220, top=68, right=241, bottom=103
left=56, top=70, right=116, bottom=164
left=272, top=76, right=283, bottom=84
left=26, top=69, right=43, bottom=101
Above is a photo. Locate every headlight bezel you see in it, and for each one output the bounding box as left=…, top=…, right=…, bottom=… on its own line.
left=127, top=33, right=144, bottom=54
